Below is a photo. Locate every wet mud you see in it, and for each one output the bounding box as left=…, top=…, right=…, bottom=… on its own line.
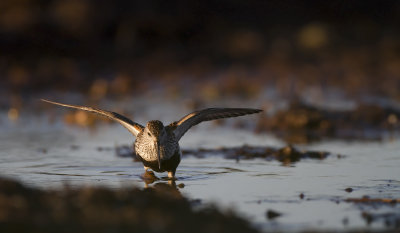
left=0, top=177, right=258, bottom=233
left=256, top=101, right=400, bottom=143
left=182, top=145, right=330, bottom=165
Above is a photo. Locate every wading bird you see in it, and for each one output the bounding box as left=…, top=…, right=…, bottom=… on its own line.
left=42, top=99, right=262, bottom=178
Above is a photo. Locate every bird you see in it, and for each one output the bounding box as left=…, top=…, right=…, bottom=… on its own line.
left=41, top=99, right=262, bottom=178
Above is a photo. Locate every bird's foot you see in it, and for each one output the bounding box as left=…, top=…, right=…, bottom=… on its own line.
left=141, top=170, right=159, bottom=184
left=145, top=170, right=154, bottom=175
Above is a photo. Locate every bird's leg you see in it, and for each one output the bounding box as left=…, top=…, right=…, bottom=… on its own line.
left=168, top=171, right=176, bottom=180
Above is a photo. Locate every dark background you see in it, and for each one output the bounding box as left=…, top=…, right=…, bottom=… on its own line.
left=1, top=0, right=399, bottom=99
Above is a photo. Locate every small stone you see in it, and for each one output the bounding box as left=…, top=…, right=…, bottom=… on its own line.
left=342, top=217, right=349, bottom=226
left=70, top=145, right=80, bottom=150
left=37, top=148, right=47, bottom=154
left=299, top=193, right=305, bottom=199
left=345, top=187, right=353, bottom=193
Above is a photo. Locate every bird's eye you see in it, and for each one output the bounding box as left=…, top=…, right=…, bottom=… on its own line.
left=148, top=132, right=151, bottom=136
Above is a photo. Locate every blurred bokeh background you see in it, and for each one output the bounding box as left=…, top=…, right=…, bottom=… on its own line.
left=1, top=0, right=399, bottom=101
left=2, top=0, right=400, bottom=144
left=1, top=3, right=400, bottom=231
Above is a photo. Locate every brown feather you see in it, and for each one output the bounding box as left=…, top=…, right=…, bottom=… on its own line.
left=169, top=108, right=262, bottom=140
left=41, top=99, right=144, bottom=136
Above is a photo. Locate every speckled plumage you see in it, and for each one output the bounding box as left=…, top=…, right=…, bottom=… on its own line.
left=42, top=99, right=262, bottom=178
left=134, top=121, right=179, bottom=162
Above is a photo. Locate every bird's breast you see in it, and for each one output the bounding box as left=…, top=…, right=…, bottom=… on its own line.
left=134, top=142, right=156, bottom=161
left=134, top=141, right=179, bottom=162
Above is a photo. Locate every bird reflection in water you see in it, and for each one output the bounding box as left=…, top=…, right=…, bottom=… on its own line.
left=141, top=170, right=183, bottom=197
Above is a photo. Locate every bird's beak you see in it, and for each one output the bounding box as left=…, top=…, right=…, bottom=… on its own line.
left=155, top=141, right=161, bottom=170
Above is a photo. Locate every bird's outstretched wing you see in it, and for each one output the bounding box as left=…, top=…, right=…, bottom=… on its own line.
left=168, top=108, right=262, bottom=141
left=41, top=99, right=144, bottom=137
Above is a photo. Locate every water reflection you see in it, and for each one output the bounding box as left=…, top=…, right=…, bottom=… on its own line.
left=141, top=170, right=182, bottom=190
left=140, top=171, right=184, bottom=199
left=141, top=170, right=160, bottom=185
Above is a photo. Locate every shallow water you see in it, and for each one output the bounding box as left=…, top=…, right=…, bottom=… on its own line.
left=1, top=101, right=399, bottom=232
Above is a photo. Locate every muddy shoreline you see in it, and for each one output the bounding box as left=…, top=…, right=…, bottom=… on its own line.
left=0, top=177, right=258, bottom=233
left=256, top=101, right=400, bottom=143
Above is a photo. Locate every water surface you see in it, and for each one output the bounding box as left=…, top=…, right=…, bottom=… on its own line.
left=0, top=104, right=399, bottom=232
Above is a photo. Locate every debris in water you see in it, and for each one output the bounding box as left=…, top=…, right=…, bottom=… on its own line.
left=70, top=145, right=80, bottom=150
left=266, top=209, right=282, bottom=220
left=346, top=196, right=399, bottom=204
left=360, top=211, right=400, bottom=228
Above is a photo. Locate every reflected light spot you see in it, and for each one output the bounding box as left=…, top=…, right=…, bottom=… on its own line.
left=388, top=114, right=398, bottom=125
left=8, top=108, right=19, bottom=122
left=75, top=111, right=89, bottom=126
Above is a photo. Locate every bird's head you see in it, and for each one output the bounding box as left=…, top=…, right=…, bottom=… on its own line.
left=145, top=120, right=165, bottom=139
left=144, top=120, right=166, bottom=169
